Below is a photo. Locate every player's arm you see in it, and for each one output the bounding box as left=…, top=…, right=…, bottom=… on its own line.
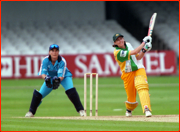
left=39, top=58, right=48, bottom=77
left=39, top=59, right=53, bottom=88
left=59, top=77, right=64, bottom=81
left=130, top=42, right=145, bottom=55
left=136, top=51, right=145, bottom=60
left=52, top=59, right=67, bottom=89
left=57, top=58, right=67, bottom=79
left=42, top=74, right=46, bottom=79
left=136, top=36, right=152, bottom=60
left=131, top=36, right=152, bottom=57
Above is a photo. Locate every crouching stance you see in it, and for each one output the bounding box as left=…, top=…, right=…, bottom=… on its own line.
left=25, top=44, right=84, bottom=117
left=112, top=33, right=152, bottom=117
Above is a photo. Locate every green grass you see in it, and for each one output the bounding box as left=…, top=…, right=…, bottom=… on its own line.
left=1, top=76, right=179, bottom=131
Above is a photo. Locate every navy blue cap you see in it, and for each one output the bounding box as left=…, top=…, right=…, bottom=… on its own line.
left=49, top=44, right=59, bottom=51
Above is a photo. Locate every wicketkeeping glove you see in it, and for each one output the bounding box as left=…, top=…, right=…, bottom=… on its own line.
left=142, top=42, right=152, bottom=53
left=143, top=36, right=152, bottom=44
left=45, top=75, right=52, bottom=88
left=52, top=76, right=61, bottom=90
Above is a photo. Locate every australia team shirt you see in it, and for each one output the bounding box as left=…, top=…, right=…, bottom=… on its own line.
left=114, top=42, right=144, bottom=73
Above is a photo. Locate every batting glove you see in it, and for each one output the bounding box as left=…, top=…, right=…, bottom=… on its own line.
left=143, top=36, right=152, bottom=44
left=52, top=76, right=61, bottom=90
left=142, top=42, right=152, bottom=53
left=45, top=75, right=52, bottom=88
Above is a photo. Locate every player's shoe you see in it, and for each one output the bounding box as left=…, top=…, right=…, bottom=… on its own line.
left=25, top=111, right=34, bottom=117
left=79, top=110, right=85, bottom=117
left=144, top=105, right=152, bottom=117
left=125, top=111, right=132, bottom=117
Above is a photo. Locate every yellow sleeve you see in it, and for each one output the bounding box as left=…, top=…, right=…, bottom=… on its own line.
left=128, top=50, right=131, bottom=60
left=114, top=49, right=120, bottom=58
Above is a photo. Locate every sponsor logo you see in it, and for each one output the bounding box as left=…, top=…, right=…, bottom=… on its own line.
left=120, top=50, right=126, bottom=57
left=58, top=69, right=63, bottom=73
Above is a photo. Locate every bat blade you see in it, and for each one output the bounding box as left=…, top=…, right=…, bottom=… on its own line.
left=148, top=13, right=157, bottom=36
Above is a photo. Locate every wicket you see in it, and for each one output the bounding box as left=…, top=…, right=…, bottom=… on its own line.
left=84, top=73, right=98, bottom=117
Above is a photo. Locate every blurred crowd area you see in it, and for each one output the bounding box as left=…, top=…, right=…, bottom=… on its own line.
left=1, top=1, right=179, bottom=61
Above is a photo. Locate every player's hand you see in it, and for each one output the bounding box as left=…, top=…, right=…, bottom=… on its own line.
left=52, top=76, right=61, bottom=90
left=45, top=75, right=52, bottom=88
left=142, top=42, right=152, bottom=53
left=143, top=36, right=152, bottom=44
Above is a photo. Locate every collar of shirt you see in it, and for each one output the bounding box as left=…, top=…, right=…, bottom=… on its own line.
left=48, top=55, right=62, bottom=62
left=115, top=43, right=127, bottom=50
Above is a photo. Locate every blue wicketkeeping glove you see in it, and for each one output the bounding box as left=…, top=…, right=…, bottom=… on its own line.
left=45, top=75, right=52, bottom=88
left=52, top=76, right=61, bottom=90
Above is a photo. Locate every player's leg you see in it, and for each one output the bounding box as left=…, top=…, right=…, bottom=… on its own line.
left=25, top=89, right=42, bottom=117
left=39, top=82, right=53, bottom=98
left=61, top=77, right=84, bottom=116
left=134, top=68, right=152, bottom=117
left=25, top=82, right=53, bottom=117
left=121, top=72, right=138, bottom=116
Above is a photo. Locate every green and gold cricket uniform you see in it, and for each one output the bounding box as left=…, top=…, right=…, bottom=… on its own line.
left=114, top=42, right=152, bottom=113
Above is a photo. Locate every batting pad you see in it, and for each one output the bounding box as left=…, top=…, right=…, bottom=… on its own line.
left=135, top=75, right=152, bottom=113
left=125, top=101, right=138, bottom=111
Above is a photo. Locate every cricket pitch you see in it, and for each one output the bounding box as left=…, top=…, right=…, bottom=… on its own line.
left=19, top=115, right=179, bottom=122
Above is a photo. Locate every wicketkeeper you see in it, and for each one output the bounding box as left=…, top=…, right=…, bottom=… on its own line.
left=112, top=33, right=152, bottom=117
left=25, top=44, right=85, bottom=117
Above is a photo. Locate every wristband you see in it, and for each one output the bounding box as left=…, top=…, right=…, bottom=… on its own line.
left=142, top=48, right=146, bottom=53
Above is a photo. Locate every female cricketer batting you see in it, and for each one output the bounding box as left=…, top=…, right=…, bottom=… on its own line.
left=112, top=33, right=152, bottom=117
left=25, top=44, right=85, bottom=117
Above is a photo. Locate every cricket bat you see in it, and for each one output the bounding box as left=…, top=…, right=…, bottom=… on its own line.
left=147, top=13, right=157, bottom=36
